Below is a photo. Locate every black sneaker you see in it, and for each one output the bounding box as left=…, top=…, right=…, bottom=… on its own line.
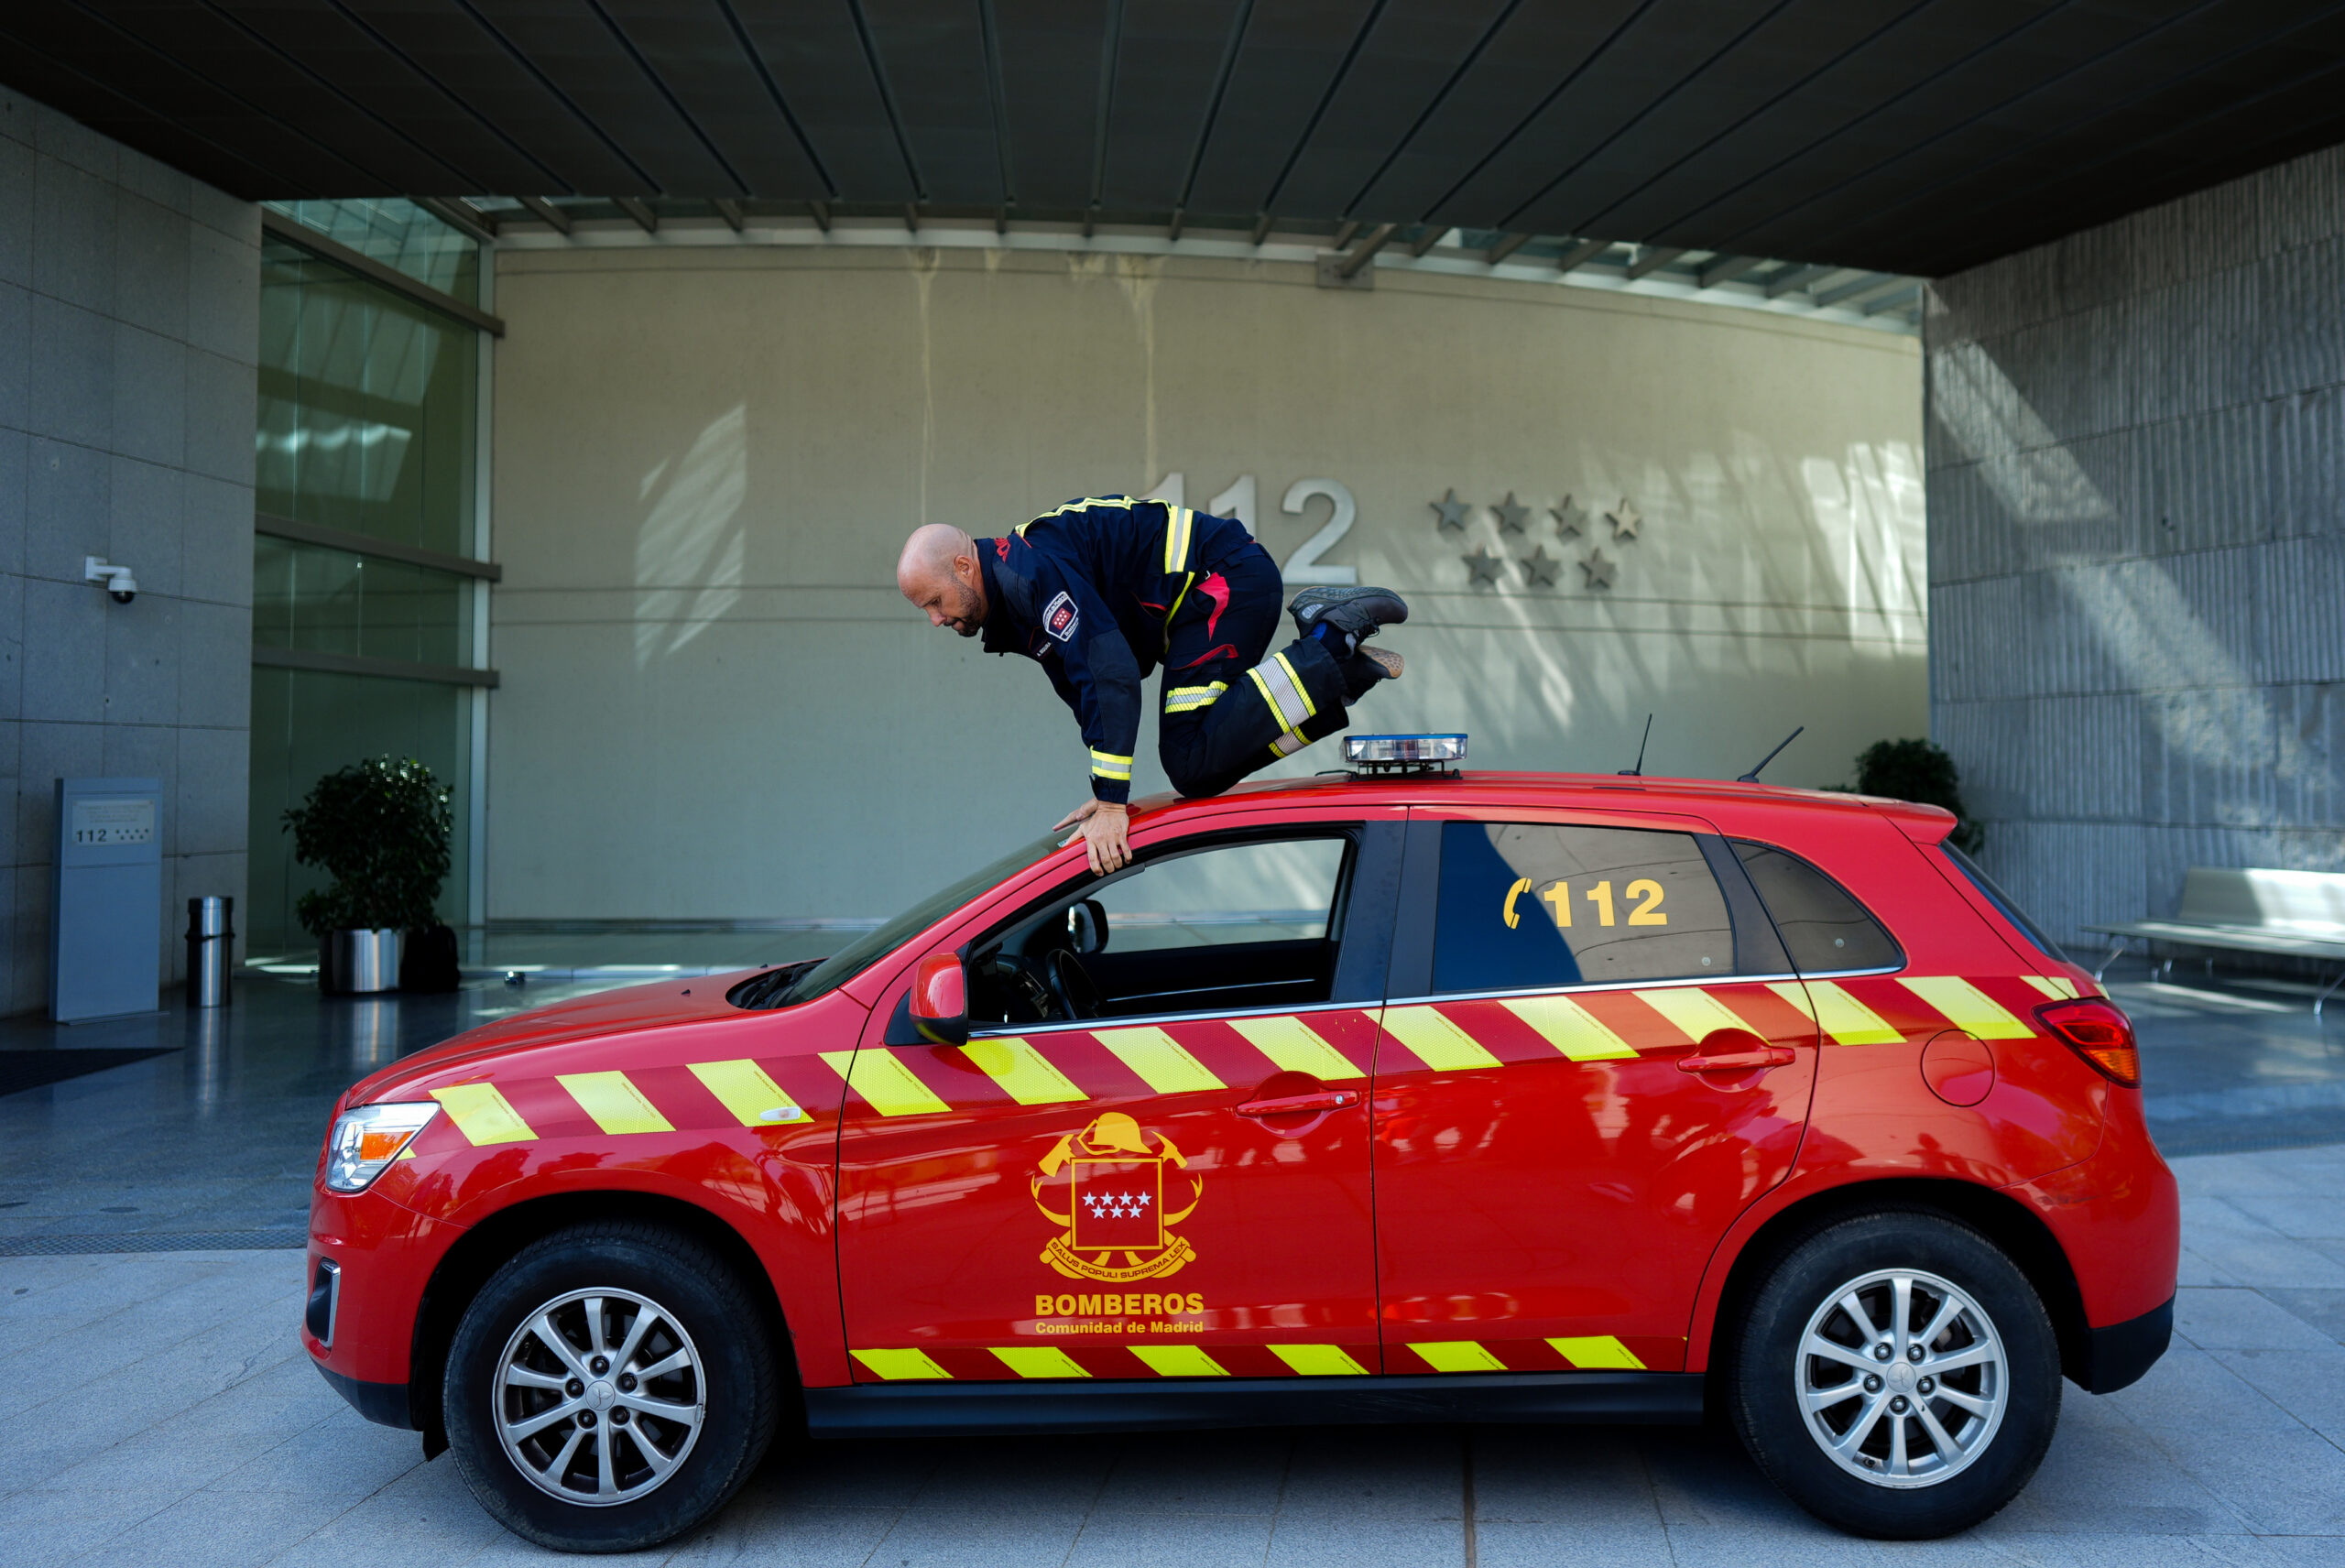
left=1290, top=585, right=1409, bottom=645
left=1339, top=646, right=1403, bottom=702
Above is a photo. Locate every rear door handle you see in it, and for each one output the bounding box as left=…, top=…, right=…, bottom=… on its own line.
left=1238, top=1091, right=1358, bottom=1116
left=1677, top=1046, right=1797, bottom=1073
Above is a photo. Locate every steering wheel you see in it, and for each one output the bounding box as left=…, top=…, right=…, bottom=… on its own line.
left=994, top=953, right=1062, bottom=1022
left=1045, top=948, right=1101, bottom=1019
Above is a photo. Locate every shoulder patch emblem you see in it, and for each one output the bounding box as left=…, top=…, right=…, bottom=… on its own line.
left=1043, top=591, right=1079, bottom=642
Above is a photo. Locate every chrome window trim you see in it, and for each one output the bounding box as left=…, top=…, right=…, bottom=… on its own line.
left=1786, top=964, right=1905, bottom=982
left=1384, top=972, right=1802, bottom=1009
left=968, top=996, right=1370, bottom=1039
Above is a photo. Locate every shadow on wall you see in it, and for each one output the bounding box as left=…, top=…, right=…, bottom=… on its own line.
left=636, top=404, right=747, bottom=669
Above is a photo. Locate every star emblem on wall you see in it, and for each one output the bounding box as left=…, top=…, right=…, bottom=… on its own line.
left=1580, top=548, right=1618, bottom=590
left=1463, top=545, right=1505, bottom=586
left=1607, top=499, right=1642, bottom=540
left=1552, top=495, right=1585, bottom=537
left=1520, top=545, right=1562, bottom=588
left=1430, top=488, right=1470, bottom=534
left=1492, top=492, right=1529, bottom=534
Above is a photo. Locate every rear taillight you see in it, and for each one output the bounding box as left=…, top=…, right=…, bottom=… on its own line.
left=2035, top=997, right=2140, bottom=1086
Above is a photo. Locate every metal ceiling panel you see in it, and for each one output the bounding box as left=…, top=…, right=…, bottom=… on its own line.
left=993, top=0, right=1109, bottom=210
left=1178, top=0, right=1380, bottom=217
left=1097, top=0, right=1249, bottom=211
left=862, top=0, right=1004, bottom=205
left=722, top=0, right=916, bottom=201
left=602, top=0, right=827, bottom=198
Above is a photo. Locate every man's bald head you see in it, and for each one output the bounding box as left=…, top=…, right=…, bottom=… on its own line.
left=898, top=523, right=988, bottom=637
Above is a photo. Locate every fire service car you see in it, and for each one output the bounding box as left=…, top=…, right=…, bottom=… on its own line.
left=307, top=735, right=2176, bottom=1550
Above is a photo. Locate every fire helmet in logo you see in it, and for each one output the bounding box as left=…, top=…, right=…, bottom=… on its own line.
left=1031, top=1112, right=1202, bottom=1282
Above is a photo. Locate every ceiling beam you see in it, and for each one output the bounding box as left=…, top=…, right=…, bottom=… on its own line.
left=1697, top=254, right=1763, bottom=289
left=1485, top=233, right=1530, bottom=266
left=809, top=201, right=832, bottom=233
left=1624, top=245, right=1685, bottom=281
left=516, top=196, right=572, bottom=234
left=416, top=196, right=496, bottom=243
left=1863, top=281, right=1924, bottom=316
left=1333, top=223, right=1398, bottom=280
left=713, top=199, right=745, bottom=234
left=613, top=197, right=658, bottom=235
left=1814, top=272, right=1908, bottom=310
left=1407, top=225, right=1448, bottom=257
left=1554, top=238, right=1610, bottom=274
left=1764, top=262, right=1834, bottom=299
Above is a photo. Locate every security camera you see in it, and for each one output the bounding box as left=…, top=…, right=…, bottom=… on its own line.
left=83, top=556, right=136, bottom=604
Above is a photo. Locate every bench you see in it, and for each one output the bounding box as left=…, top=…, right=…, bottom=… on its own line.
left=2086, top=866, right=2345, bottom=1014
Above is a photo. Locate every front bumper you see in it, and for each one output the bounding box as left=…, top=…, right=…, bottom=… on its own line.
left=315, top=1362, right=417, bottom=1429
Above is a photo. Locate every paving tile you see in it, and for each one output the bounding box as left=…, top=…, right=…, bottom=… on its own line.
left=2173, top=1286, right=2339, bottom=1351
left=1989, top=1390, right=2245, bottom=1536
left=1069, top=1510, right=1279, bottom=1567
left=2187, top=1233, right=2345, bottom=1290
left=2176, top=1245, right=2243, bottom=1288
left=2215, top=1346, right=2345, bottom=1444
left=750, top=1438, right=941, bottom=1510
left=661, top=1500, right=900, bottom=1567
left=1466, top=1425, right=1661, bottom=1527
left=2223, top=1194, right=2345, bottom=1239
left=0, top=1481, right=183, bottom=1568
left=2134, top=1425, right=2345, bottom=1536
left=1273, top=1426, right=1463, bottom=1519
left=860, top=1505, right=1089, bottom=1568
left=1089, top=1428, right=1293, bottom=1516
left=254, top=1459, right=507, bottom=1566
left=1266, top=1514, right=1462, bottom=1568
left=72, top=1481, right=345, bottom=1568
left=1475, top=1518, right=1676, bottom=1568
left=2100, top=1343, right=2304, bottom=1437
left=902, top=1435, right=1114, bottom=1516
left=2262, top=1287, right=2345, bottom=1345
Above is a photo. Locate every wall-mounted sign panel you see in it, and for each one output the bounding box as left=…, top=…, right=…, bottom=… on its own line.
left=51, top=778, right=162, bottom=1023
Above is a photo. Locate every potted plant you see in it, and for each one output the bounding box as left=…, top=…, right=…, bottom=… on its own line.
left=283, top=757, right=454, bottom=994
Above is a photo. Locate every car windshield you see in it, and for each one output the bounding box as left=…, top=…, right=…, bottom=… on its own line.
left=756, top=830, right=1069, bottom=1008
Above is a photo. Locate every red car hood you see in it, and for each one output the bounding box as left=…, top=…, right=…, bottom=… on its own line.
left=344, top=972, right=772, bottom=1105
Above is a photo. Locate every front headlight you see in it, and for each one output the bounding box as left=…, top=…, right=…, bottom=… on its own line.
left=323, top=1103, right=441, bottom=1192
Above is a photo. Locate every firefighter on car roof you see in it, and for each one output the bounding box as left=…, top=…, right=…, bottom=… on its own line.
left=897, top=496, right=1408, bottom=876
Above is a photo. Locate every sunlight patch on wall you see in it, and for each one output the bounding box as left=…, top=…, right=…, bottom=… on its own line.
left=635, top=404, right=747, bottom=668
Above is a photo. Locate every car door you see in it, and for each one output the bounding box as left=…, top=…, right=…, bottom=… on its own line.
left=835, top=808, right=1402, bottom=1384
left=1369, top=809, right=1817, bottom=1376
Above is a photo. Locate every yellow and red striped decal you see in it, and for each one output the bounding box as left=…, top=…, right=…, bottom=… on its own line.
left=847, top=1342, right=1385, bottom=1381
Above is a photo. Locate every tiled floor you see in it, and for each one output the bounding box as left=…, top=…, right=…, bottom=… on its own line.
left=4, top=1143, right=2344, bottom=1566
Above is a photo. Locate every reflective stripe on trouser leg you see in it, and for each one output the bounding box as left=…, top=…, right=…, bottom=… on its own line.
left=1245, top=652, right=1318, bottom=759
left=1164, top=681, right=1227, bottom=713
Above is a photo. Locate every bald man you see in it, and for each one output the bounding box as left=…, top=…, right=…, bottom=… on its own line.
left=899, top=497, right=1408, bottom=874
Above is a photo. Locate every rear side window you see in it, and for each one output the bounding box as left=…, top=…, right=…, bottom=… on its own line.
left=1733, top=842, right=1903, bottom=973
left=1940, top=844, right=2068, bottom=964
left=1434, top=822, right=1736, bottom=991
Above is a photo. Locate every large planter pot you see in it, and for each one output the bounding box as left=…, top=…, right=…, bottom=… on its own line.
left=321, top=929, right=401, bottom=995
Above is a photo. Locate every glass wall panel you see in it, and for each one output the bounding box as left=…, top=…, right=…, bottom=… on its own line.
left=254, top=537, right=473, bottom=667
left=256, top=236, right=477, bottom=556
left=264, top=198, right=481, bottom=305
left=248, top=668, right=473, bottom=954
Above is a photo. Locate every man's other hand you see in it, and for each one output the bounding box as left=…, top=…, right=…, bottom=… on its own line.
left=1054, top=799, right=1130, bottom=877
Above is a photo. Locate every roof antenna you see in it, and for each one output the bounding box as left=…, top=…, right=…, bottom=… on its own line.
left=1738, top=725, right=1804, bottom=784
left=1618, top=713, right=1652, bottom=777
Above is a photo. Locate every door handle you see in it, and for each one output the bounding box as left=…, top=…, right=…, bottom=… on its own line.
left=1238, top=1090, right=1358, bottom=1116
left=1677, top=1046, right=1796, bottom=1074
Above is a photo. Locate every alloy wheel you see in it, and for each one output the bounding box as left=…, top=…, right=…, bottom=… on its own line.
left=492, top=1287, right=706, bottom=1506
left=1794, top=1267, right=2008, bottom=1488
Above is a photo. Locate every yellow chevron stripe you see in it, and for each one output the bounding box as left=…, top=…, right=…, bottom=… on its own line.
left=2022, top=974, right=2079, bottom=1000
left=821, top=1050, right=953, bottom=1116
left=1770, top=981, right=1903, bottom=1045
left=1548, top=1335, right=1645, bottom=1369
left=429, top=1083, right=536, bottom=1146
left=1410, top=1341, right=1508, bottom=1373
left=687, top=1059, right=805, bottom=1127
left=1268, top=1344, right=1369, bottom=1376
left=990, top=1346, right=1091, bottom=1378
left=556, top=1072, right=674, bottom=1136
left=959, top=1037, right=1087, bottom=1105
left=1131, top=1345, right=1227, bottom=1377
left=1632, top=986, right=1756, bottom=1042
left=1500, top=995, right=1635, bottom=1061
left=1900, top=975, right=2034, bottom=1039
left=1228, top=1015, right=1363, bottom=1080
left=1094, top=1027, right=1225, bottom=1094
left=1382, top=1006, right=1501, bottom=1071
left=852, top=1348, right=951, bottom=1380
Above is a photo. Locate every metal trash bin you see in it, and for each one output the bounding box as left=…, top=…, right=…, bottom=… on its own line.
left=186, top=896, right=234, bottom=1008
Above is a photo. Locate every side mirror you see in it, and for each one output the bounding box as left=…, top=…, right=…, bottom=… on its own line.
left=1065, top=898, right=1107, bottom=955
left=908, top=952, right=967, bottom=1046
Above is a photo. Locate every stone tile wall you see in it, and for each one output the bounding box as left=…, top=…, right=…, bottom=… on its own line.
left=0, top=92, right=258, bottom=1011
left=1926, top=143, right=2345, bottom=952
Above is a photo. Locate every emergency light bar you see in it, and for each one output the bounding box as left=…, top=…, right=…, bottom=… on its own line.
left=1346, top=733, right=1467, bottom=777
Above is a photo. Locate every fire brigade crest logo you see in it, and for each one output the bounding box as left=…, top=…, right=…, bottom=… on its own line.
left=1031, top=1112, right=1201, bottom=1282
left=1042, top=591, right=1079, bottom=641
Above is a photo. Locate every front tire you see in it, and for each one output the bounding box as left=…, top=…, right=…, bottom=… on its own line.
left=1729, top=1210, right=2059, bottom=1539
left=443, top=1222, right=778, bottom=1552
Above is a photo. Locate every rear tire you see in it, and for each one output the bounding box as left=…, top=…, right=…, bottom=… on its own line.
left=1729, top=1210, right=2059, bottom=1539
left=444, top=1221, right=778, bottom=1552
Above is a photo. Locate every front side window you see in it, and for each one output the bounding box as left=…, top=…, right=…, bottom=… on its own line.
left=1432, top=822, right=1736, bottom=992
left=1733, top=842, right=1904, bottom=973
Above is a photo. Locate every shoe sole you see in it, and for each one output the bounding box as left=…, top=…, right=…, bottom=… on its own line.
left=1360, top=647, right=1403, bottom=680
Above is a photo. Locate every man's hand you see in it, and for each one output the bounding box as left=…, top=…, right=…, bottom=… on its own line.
left=1053, top=798, right=1130, bottom=877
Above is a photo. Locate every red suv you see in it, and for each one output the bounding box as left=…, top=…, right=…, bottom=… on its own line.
left=305, top=768, right=2176, bottom=1549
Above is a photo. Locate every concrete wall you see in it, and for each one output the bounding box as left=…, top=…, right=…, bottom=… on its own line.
left=1926, top=143, right=2345, bottom=951
left=491, top=245, right=1925, bottom=920
left=0, top=93, right=258, bottom=1010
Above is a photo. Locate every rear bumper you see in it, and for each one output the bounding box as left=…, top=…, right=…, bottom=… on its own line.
left=2074, top=1294, right=2173, bottom=1395
left=314, top=1360, right=416, bottom=1429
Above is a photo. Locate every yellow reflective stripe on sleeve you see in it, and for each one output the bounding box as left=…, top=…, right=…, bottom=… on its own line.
left=2022, top=975, right=2079, bottom=999
left=1770, top=981, right=1903, bottom=1045
left=1227, top=1015, right=1364, bottom=1080
left=1093, top=1027, right=1226, bottom=1093
left=1632, top=985, right=1757, bottom=1042
left=1089, top=750, right=1133, bottom=780
left=1267, top=730, right=1307, bottom=759
left=1269, top=1345, right=1369, bottom=1376
left=1410, top=1341, right=1508, bottom=1373
left=1500, top=995, right=1636, bottom=1061
left=1131, top=1345, right=1228, bottom=1377
left=1900, top=975, right=2034, bottom=1039
left=820, top=1050, right=953, bottom=1116
left=429, top=1083, right=537, bottom=1146
left=852, top=1348, right=951, bottom=1380
left=959, top=1037, right=1087, bottom=1105
left=556, top=1072, right=675, bottom=1136
left=1162, top=504, right=1195, bottom=572
left=1163, top=681, right=1228, bottom=713
left=990, top=1346, right=1091, bottom=1378
left=1382, top=1006, right=1502, bottom=1071
left=687, top=1059, right=804, bottom=1127
left=1547, top=1335, right=1645, bottom=1369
